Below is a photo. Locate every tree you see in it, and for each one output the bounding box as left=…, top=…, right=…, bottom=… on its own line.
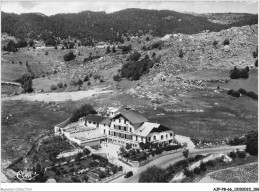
left=28, top=40, right=34, bottom=47
left=50, top=84, right=57, bottom=90
left=57, top=82, right=63, bottom=88
left=64, top=51, right=76, bottom=61
left=255, top=59, right=258, bottom=67
left=213, top=40, right=218, bottom=47
left=106, top=46, right=111, bottom=54
left=70, top=104, right=97, bottom=122
left=125, top=143, right=132, bottom=150
left=182, top=148, right=189, bottom=158
left=75, top=152, right=83, bottom=162
left=15, top=74, right=33, bottom=93
left=113, top=75, right=121, bottom=82
left=223, top=38, right=230, bottom=45
left=17, top=39, right=28, bottom=48
left=139, top=166, right=168, bottom=182
left=84, top=75, right=89, bottom=82
left=245, top=131, right=258, bottom=156
left=119, top=146, right=126, bottom=156
left=83, top=148, right=91, bottom=156
left=129, top=51, right=141, bottom=61
left=178, top=49, right=184, bottom=58
left=253, top=47, right=258, bottom=58
left=112, top=46, right=116, bottom=53
left=199, top=162, right=207, bottom=171
left=3, top=40, right=17, bottom=52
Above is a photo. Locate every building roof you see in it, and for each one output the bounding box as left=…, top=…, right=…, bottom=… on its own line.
left=84, top=114, right=107, bottom=123
left=113, top=110, right=148, bottom=124
left=134, top=122, right=172, bottom=137
left=100, top=117, right=111, bottom=125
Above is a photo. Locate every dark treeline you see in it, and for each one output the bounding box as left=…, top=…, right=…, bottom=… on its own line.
left=1, top=9, right=258, bottom=43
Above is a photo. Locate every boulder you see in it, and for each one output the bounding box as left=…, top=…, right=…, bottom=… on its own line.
left=224, top=45, right=230, bottom=52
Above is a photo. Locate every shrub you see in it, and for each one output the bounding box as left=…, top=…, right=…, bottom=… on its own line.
left=195, top=154, right=204, bottom=161
left=245, top=131, right=258, bottom=156
left=45, top=51, right=49, bottom=55
left=15, top=74, right=33, bottom=93
left=129, top=51, right=141, bottom=61
left=106, top=46, right=111, bottom=54
left=182, top=148, right=189, bottom=158
left=70, top=104, right=97, bottom=122
left=113, top=75, right=121, bottom=82
left=178, top=49, right=184, bottom=58
left=146, top=37, right=150, bottom=41
left=253, top=47, right=258, bottom=58
left=64, top=51, right=76, bottom=61
left=112, top=46, right=116, bottom=53
left=227, top=89, right=240, bottom=98
left=246, top=91, right=258, bottom=100
left=183, top=168, right=194, bottom=178
left=187, top=156, right=195, bottom=163
left=152, top=52, right=156, bottom=57
left=118, top=45, right=132, bottom=53
left=229, top=66, right=249, bottom=79
left=3, top=40, right=18, bottom=52
left=213, top=40, right=218, bottom=46
left=255, top=59, right=258, bottom=67
left=237, top=151, right=246, bottom=158
left=175, top=159, right=189, bottom=168
left=57, top=82, right=63, bottom=88
left=139, top=166, right=168, bottom=182
left=28, top=40, right=34, bottom=47
left=223, top=38, right=230, bottom=45
left=151, top=41, right=163, bottom=49
left=229, top=151, right=237, bottom=158
left=87, top=82, right=91, bottom=86
left=50, top=84, right=57, bottom=90
left=200, top=162, right=207, bottom=171
left=238, top=88, right=247, bottom=95
left=193, top=167, right=201, bottom=175
left=206, top=160, right=215, bottom=167
left=84, top=75, right=89, bottom=82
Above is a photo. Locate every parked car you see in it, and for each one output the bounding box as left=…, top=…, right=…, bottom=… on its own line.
left=124, top=171, right=133, bottom=178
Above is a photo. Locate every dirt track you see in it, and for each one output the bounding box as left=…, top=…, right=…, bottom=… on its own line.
left=2, top=87, right=113, bottom=102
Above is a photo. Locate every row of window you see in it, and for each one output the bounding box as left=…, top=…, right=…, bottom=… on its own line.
left=113, top=125, right=132, bottom=132
left=147, top=133, right=173, bottom=142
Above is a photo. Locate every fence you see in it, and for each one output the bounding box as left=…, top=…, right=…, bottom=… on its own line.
left=119, top=148, right=183, bottom=167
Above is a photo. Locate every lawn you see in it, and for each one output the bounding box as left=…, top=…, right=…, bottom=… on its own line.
left=32, top=78, right=62, bottom=92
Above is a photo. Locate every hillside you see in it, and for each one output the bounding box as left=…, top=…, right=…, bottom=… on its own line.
left=1, top=9, right=258, bottom=42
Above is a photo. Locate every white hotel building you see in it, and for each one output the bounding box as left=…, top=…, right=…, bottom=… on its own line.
left=55, top=108, right=175, bottom=148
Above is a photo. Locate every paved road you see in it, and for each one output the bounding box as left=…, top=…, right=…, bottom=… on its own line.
left=110, top=145, right=246, bottom=183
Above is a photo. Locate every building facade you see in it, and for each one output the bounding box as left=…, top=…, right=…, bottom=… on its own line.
left=55, top=108, right=175, bottom=148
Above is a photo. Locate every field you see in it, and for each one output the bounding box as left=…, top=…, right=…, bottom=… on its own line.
left=210, top=162, right=258, bottom=182
left=1, top=100, right=71, bottom=162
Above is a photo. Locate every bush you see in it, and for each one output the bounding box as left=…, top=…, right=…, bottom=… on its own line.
left=187, top=156, right=195, bottom=163
left=230, top=66, right=249, bottom=79
left=17, top=39, right=28, bottom=48
left=178, top=49, right=184, bottom=58
left=195, top=154, right=204, bottom=161
left=64, top=51, right=76, bottom=61
left=255, top=59, right=258, bottom=67
left=213, top=40, right=218, bottom=46
left=106, top=46, right=111, bottom=54
left=253, top=47, right=258, bottom=58
left=238, top=88, right=247, bottom=95
left=245, top=131, right=258, bottom=156
left=70, top=104, right=97, bottom=122
left=3, top=40, right=18, bottom=52
left=50, top=84, right=57, bottom=90
left=246, top=91, right=258, bottom=100
left=227, top=89, right=240, bottom=98
left=84, top=75, right=89, bottom=82
left=229, top=151, right=237, bottom=158
left=200, top=162, right=207, bottom=171
left=146, top=37, right=150, bottom=41
left=183, top=168, right=194, bottom=178
left=139, top=166, right=167, bottom=182
left=15, top=74, right=33, bottom=93
left=151, top=41, right=163, bottom=49
left=118, top=45, right=132, bottom=53
left=175, top=159, right=189, bottom=168
left=129, top=51, right=141, bottom=61
left=182, top=148, right=189, bottom=158
left=87, top=82, right=91, bottom=86
left=57, top=82, right=63, bottom=88
left=113, top=75, right=121, bottom=82
left=193, top=167, right=201, bottom=175
left=28, top=40, right=34, bottom=47
left=206, top=160, right=215, bottom=167
left=223, top=38, right=230, bottom=45
left=112, top=46, right=116, bottom=53
left=237, top=151, right=246, bottom=158
left=45, top=51, right=49, bottom=55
